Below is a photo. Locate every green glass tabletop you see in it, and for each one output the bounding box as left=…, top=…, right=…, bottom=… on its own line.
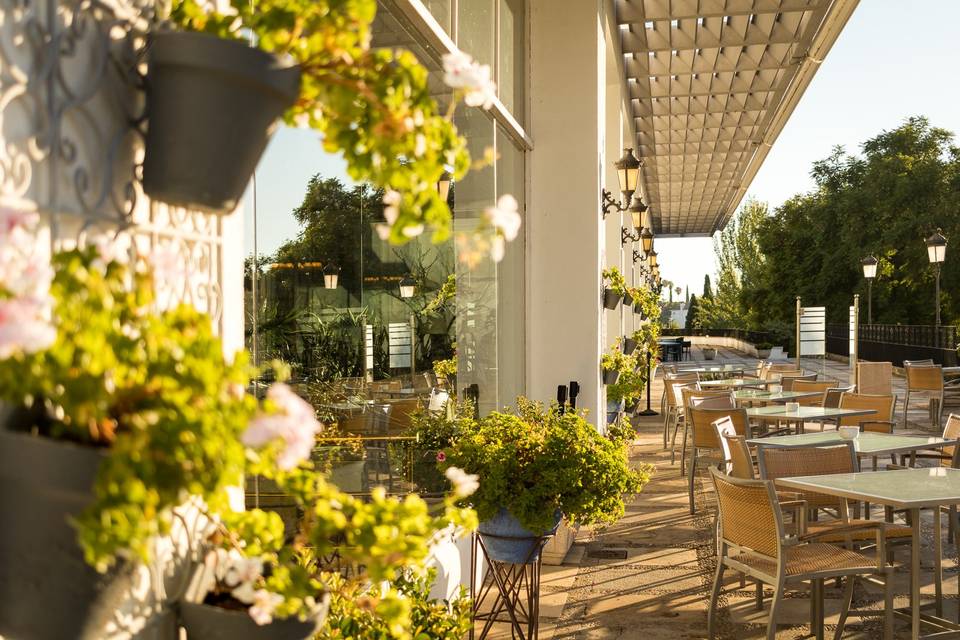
left=747, top=431, right=957, bottom=456
left=733, top=389, right=820, bottom=401
left=677, top=365, right=746, bottom=373
left=746, top=406, right=876, bottom=420
left=776, top=467, right=960, bottom=509
left=699, top=378, right=766, bottom=388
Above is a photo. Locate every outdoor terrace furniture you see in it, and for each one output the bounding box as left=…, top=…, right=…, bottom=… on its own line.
left=857, top=361, right=893, bottom=396
left=761, top=362, right=800, bottom=380
left=824, top=385, right=855, bottom=409
left=697, top=377, right=768, bottom=389
left=715, top=417, right=754, bottom=480
left=675, top=387, right=735, bottom=472
left=838, top=392, right=896, bottom=432
left=745, top=405, right=877, bottom=435
left=779, top=372, right=817, bottom=390
left=776, top=467, right=960, bottom=638
left=684, top=406, right=749, bottom=514
left=662, top=373, right=698, bottom=450
left=747, top=432, right=958, bottom=469
left=733, top=388, right=823, bottom=406
left=788, top=379, right=837, bottom=406
left=904, top=363, right=945, bottom=429
left=707, top=469, right=893, bottom=640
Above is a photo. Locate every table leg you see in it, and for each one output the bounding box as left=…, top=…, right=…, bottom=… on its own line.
left=934, top=507, right=944, bottom=618
left=912, top=507, right=921, bottom=639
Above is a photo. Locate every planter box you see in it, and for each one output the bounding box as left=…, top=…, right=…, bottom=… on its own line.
left=541, top=521, right=578, bottom=565
left=477, top=509, right=561, bottom=564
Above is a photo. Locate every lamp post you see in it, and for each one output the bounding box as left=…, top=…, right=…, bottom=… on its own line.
left=399, top=275, right=417, bottom=374
left=601, top=148, right=641, bottom=218
left=926, top=229, right=947, bottom=326
left=860, top=256, right=877, bottom=324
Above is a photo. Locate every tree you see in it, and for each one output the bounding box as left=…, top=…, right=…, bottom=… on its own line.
left=685, top=294, right=699, bottom=330
left=702, top=274, right=713, bottom=299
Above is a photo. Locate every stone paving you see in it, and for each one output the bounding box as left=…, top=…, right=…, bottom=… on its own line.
left=485, top=348, right=960, bottom=639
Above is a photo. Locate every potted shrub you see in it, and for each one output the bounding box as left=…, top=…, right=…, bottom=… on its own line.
left=703, top=346, right=717, bottom=360
left=601, top=348, right=633, bottom=386
left=442, top=399, right=650, bottom=564
left=0, top=228, right=262, bottom=638
left=756, top=341, right=773, bottom=359
left=154, top=0, right=513, bottom=264
left=602, top=267, right=628, bottom=310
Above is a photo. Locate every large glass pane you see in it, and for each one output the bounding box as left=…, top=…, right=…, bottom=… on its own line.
left=457, top=0, right=495, bottom=68
left=453, top=107, right=498, bottom=416
left=496, top=127, right=525, bottom=405
left=420, top=0, right=452, bottom=34
left=497, top=0, right=525, bottom=119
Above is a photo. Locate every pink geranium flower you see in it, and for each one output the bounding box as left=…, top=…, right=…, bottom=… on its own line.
left=242, top=383, right=322, bottom=470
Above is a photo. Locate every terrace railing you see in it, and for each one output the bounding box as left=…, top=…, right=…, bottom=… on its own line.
left=827, top=323, right=958, bottom=367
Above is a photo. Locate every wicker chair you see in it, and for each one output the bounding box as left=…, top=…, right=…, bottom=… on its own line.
left=756, top=444, right=911, bottom=555
left=790, top=380, right=837, bottom=406
left=904, top=364, right=945, bottom=429
left=676, top=387, right=735, bottom=472
left=708, top=469, right=893, bottom=640
left=714, top=417, right=754, bottom=479
left=780, top=372, right=817, bottom=391
left=824, top=385, right=855, bottom=409
left=663, top=373, right=698, bottom=450
left=763, top=362, right=801, bottom=381
left=685, top=405, right=746, bottom=514
left=839, top=394, right=896, bottom=463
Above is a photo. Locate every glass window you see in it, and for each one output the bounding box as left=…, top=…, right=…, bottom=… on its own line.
left=497, top=0, right=525, bottom=120
left=457, top=0, right=495, bottom=68
left=495, top=126, right=525, bottom=404
left=420, top=0, right=453, bottom=34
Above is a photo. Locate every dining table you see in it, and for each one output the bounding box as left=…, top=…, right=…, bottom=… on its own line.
left=745, top=405, right=877, bottom=434
left=747, top=431, right=958, bottom=461
left=776, top=467, right=960, bottom=639
left=733, top=389, right=822, bottom=404
left=698, top=377, right=768, bottom=389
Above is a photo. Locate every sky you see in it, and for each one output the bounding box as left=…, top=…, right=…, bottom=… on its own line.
left=656, top=0, right=960, bottom=299
left=244, top=0, right=960, bottom=296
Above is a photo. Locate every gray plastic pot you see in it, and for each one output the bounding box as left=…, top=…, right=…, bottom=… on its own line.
left=633, top=301, right=644, bottom=316
left=622, top=292, right=634, bottom=307
left=602, top=368, right=620, bottom=385
left=143, top=31, right=301, bottom=212
left=606, top=398, right=624, bottom=424
left=179, top=601, right=318, bottom=640
left=602, top=289, right=622, bottom=311
left=477, top=509, right=561, bottom=564
left=0, top=428, right=117, bottom=640
left=622, top=337, right=638, bottom=356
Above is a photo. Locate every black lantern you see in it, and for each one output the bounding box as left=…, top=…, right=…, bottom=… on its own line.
left=602, top=148, right=642, bottom=219
left=640, top=227, right=654, bottom=255
left=399, top=275, right=416, bottom=299
left=861, top=256, right=877, bottom=324
left=926, top=229, right=947, bottom=325
left=437, top=171, right=451, bottom=203
left=323, top=263, right=340, bottom=289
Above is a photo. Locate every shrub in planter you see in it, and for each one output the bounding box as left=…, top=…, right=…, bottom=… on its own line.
left=702, top=347, right=717, bottom=360
left=602, top=267, right=629, bottom=310
left=161, top=0, right=518, bottom=265
left=442, top=399, right=651, bottom=563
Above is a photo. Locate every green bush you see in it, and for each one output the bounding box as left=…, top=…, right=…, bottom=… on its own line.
left=442, top=398, right=651, bottom=533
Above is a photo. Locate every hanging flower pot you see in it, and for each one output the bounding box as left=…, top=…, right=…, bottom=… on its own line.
left=602, top=288, right=622, bottom=311
left=143, top=31, right=301, bottom=212
left=178, top=601, right=319, bottom=640
left=622, top=337, right=638, bottom=356
left=606, top=398, right=624, bottom=424
left=634, top=300, right=644, bottom=316
left=602, top=368, right=620, bottom=385
left=0, top=425, right=120, bottom=640
left=476, top=508, right=561, bottom=564
left=622, top=291, right=634, bottom=307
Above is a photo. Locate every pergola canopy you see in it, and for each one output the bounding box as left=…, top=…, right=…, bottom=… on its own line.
left=617, top=0, right=858, bottom=236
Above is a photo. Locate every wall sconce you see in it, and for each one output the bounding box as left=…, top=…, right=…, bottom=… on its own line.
left=632, top=249, right=644, bottom=264
left=601, top=148, right=641, bottom=219
left=648, top=250, right=658, bottom=268
left=399, top=275, right=416, bottom=298
left=323, top=263, right=340, bottom=289
left=621, top=194, right=647, bottom=245
left=640, top=227, right=654, bottom=254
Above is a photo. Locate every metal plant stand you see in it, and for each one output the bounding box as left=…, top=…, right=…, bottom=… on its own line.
left=469, top=531, right=553, bottom=640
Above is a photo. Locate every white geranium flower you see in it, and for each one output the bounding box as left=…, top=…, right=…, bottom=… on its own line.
left=248, top=589, right=284, bottom=626
left=442, top=51, right=496, bottom=110
left=242, top=383, right=323, bottom=470
left=445, top=466, right=479, bottom=498
left=484, top=194, right=521, bottom=241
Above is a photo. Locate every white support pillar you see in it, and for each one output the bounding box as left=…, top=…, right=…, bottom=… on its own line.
left=527, top=0, right=606, bottom=424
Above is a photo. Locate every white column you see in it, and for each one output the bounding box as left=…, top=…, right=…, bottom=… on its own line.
left=527, top=0, right=606, bottom=423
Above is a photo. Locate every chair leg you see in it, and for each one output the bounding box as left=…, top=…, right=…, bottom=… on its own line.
left=766, top=578, right=785, bottom=640
left=707, top=560, right=725, bottom=639
left=679, top=423, right=689, bottom=475
left=754, top=580, right=763, bottom=610
left=937, top=392, right=944, bottom=429
left=688, top=449, right=697, bottom=515
left=811, top=578, right=824, bottom=640
left=883, top=570, right=894, bottom=640
left=904, top=390, right=910, bottom=429
left=834, top=576, right=855, bottom=640
left=662, top=408, right=671, bottom=449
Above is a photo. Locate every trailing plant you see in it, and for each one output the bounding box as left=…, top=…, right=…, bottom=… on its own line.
left=602, top=266, right=629, bottom=296
left=167, top=0, right=519, bottom=261
left=632, top=283, right=662, bottom=321
left=441, top=398, right=651, bottom=534
left=405, top=399, right=473, bottom=494
left=318, top=569, right=472, bottom=640
left=601, top=346, right=635, bottom=376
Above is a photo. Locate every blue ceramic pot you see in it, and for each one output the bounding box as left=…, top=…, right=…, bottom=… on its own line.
left=477, top=508, right=562, bottom=564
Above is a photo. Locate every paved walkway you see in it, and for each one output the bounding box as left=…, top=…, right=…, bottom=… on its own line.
left=494, top=349, right=960, bottom=639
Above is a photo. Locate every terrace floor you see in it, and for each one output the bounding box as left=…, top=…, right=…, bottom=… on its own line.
left=487, top=347, right=960, bottom=639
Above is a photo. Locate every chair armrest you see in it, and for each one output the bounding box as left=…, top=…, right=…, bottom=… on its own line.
left=797, top=520, right=884, bottom=543
left=859, top=420, right=895, bottom=433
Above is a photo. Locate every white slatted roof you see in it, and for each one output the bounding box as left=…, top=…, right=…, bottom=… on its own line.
left=617, top=0, right=858, bottom=236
